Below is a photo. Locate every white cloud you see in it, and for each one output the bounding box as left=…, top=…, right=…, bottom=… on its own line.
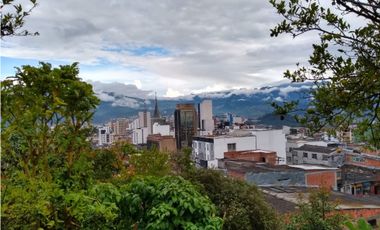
left=0, top=0, right=319, bottom=94
left=111, top=98, right=140, bottom=108
left=164, top=88, right=185, bottom=98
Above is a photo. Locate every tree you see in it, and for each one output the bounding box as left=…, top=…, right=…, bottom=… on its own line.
left=185, top=169, right=280, bottom=230
left=286, top=188, right=347, bottom=230
left=118, top=176, right=223, bottom=229
left=1, top=62, right=100, bottom=179
left=128, top=148, right=171, bottom=177
left=1, top=0, right=39, bottom=37
left=270, top=0, right=380, bottom=149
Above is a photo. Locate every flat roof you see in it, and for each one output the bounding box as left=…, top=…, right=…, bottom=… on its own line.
left=293, top=144, right=336, bottom=154
left=262, top=186, right=380, bottom=213
left=289, top=165, right=338, bottom=170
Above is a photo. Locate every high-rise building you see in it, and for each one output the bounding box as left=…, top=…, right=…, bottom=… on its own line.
left=174, top=104, right=198, bottom=149
left=114, top=118, right=129, bottom=136
left=198, top=99, right=214, bottom=135
left=98, top=126, right=112, bottom=146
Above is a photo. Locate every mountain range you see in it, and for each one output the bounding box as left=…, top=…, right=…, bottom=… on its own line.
left=92, top=81, right=313, bottom=127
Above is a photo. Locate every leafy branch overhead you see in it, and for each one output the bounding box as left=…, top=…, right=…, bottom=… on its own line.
left=270, top=0, right=380, bottom=148
left=1, top=0, right=39, bottom=37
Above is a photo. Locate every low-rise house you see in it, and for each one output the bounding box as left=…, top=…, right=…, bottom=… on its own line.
left=289, top=144, right=340, bottom=166
left=339, top=164, right=380, bottom=195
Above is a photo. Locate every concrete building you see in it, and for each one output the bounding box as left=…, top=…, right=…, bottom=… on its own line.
left=129, top=111, right=152, bottom=145
left=290, top=144, right=339, bottom=166
left=286, top=137, right=328, bottom=164
left=114, top=118, right=129, bottom=136
left=250, top=129, right=287, bottom=165
left=198, top=99, right=214, bottom=135
left=339, top=164, right=380, bottom=196
left=98, top=126, right=112, bottom=146
left=132, top=127, right=149, bottom=145
left=147, top=134, right=177, bottom=153
left=174, top=104, right=198, bottom=149
left=192, top=134, right=256, bottom=168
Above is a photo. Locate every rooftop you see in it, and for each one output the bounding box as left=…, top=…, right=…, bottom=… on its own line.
left=262, top=186, right=380, bottom=214
left=293, top=144, right=336, bottom=154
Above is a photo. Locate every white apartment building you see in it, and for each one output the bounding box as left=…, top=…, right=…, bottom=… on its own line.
left=192, top=134, right=256, bottom=168
left=228, top=128, right=287, bottom=164
left=286, top=137, right=328, bottom=163
left=290, top=144, right=338, bottom=166
left=132, top=127, right=150, bottom=145
left=98, top=126, right=112, bottom=146
left=129, top=111, right=152, bottom=145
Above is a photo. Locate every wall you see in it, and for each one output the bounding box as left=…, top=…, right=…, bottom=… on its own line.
left=214, top=136, right=256, bottom=160
left=152, top=123, right=170, bottom=136
left=338, top=209, right=380, bottom=222
left=192, top=135, right=255, bottom=169
left=345, top=154, right=380, bottom=168
left=224, top=150, right=277, bottom=165
left=199, top=100, right=214, bottom=135
left=132, top=127, right=149, bottom=145
left=246, top=171, right=306, bottom=186
left=251, top=129, right=287, bottom=164
left=305, top=171, right=337, bottom=190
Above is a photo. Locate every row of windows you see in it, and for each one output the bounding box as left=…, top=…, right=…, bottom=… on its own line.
left=302, top=152, right=329, bottom=160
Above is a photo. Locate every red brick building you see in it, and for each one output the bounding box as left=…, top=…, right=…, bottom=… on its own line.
left=224, top=150, right=277, bottom=165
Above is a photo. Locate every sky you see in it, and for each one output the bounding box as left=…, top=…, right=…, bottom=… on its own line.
left=1, top=0, right=318, bottom=97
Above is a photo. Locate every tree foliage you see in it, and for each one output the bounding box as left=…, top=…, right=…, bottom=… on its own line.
left=1, top=0, right=39, bottom=37
left=185, top=169, right=280, bottom=230
left=286, top=188, right=347, bottom=230
left=270, top=0, right=380, bottom=148
left=1, top=62, right=100, bottom=179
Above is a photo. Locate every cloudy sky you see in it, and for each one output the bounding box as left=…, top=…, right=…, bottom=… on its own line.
left=1, top=0, right=317, bottom=97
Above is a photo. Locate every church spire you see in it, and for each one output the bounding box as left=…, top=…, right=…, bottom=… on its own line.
left=153, top=92, right=160, bottom=118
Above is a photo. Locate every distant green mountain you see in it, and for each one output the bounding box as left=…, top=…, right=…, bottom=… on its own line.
left=92, top=82, right=312, bottom=126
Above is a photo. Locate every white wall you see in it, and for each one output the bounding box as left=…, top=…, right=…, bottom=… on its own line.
left=214, top=136, right=255, bottom=159
left=132, top=127, right=149, bottom=145
left=251, top=129, right=287, bottom=164
left=152, top=122, right=170, bottom=136
left=193, top=135, right=255, bottom=168
left=199, top=100, right=214, bottom=135
left=98, top=126, right=111, bottom=146
left=286, top=140, right=328, bottom=164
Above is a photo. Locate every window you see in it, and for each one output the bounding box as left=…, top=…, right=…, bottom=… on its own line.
left=227, top=143, right=236, bottom=151
left=312, top=154, right=317, bottom=159
left=322, top=155, right=328, bottom=161
left=303, top=152, right=308, bottom=158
